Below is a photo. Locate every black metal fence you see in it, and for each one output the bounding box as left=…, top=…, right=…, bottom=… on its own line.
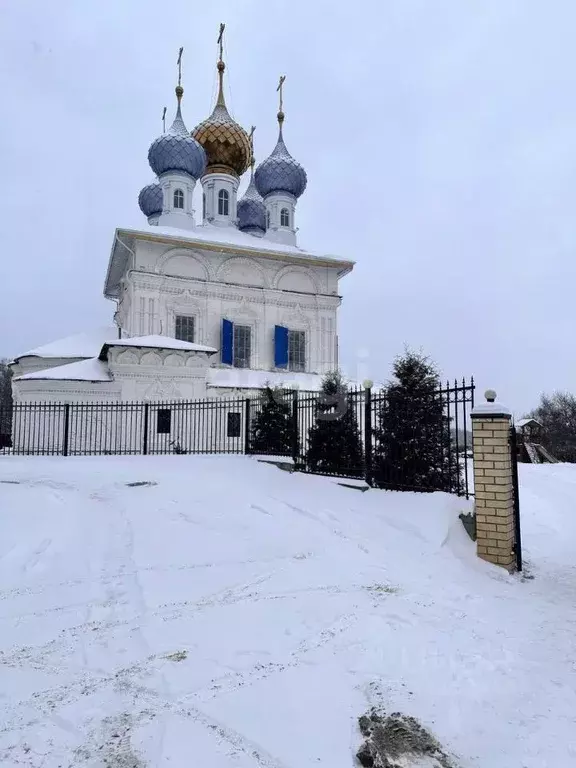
left=285, top=380, right=475, bottom=497
left=0, top=398, right=250, bottom=457
left=0, top=378, right=474, bottom=497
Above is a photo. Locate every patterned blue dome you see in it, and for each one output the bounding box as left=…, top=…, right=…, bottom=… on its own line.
left=255, top=117, right=307, bottom=199
left=148, top=88, right=206, bottom=179
left=238, top=171, right=266, bottom=233
left=138, top=181, right=163, bottom=217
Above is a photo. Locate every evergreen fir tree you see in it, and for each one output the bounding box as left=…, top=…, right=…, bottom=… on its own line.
left=373, top=350, right=460, bottom=492
left=306, top=371, right=364, bottom=477
left=250, top=386, right=295, bottom=456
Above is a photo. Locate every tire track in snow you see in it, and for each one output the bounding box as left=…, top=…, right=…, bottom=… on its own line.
left=98, top=679, right=292, bottom=768
left=0, top=573, right=282, bottom=724
left=0, top=552, right=312, bottom=602
left=0, top=578, right=388, bottom=678
left=103, top=611, right=365, bottom=766
left=271, top=497, right=372, bottom=555
left=2, top=591, right=378, bottom=764
left=189, top=609, right=360, bottom=704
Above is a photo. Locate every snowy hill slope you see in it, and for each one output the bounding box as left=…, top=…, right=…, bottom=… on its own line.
left=0, top=456, right=575, bottom=767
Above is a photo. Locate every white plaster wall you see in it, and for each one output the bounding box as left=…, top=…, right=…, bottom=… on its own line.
left=13, top=379, right=120, bottom=404
left=201, top=173, right=240, bottom=227
left=157, top=171, right=197, bottom=230
left=107, top=345, right=211, bottom=401
left=263, top=191, right=297, bottom=245
left=119, top=240, right=342, bottom=374
left=12, top=348, right=212, bottom=406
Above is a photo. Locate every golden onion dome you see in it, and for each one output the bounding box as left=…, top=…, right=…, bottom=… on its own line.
left=191, top=59, right=251, bottom=178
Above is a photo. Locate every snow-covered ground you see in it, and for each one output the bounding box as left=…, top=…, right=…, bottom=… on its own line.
left=1, top=456, right=575, bottom=767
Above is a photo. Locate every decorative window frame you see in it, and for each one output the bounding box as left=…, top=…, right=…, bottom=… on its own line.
left=165, top=297, right=204, bottom=345
left=288, top=328, right=306, bottom=372
left=278, top=307, right=311, bottom=373
left=225, top=300, right=260, bottom=370
left=174, top=313, right=196, bottom=343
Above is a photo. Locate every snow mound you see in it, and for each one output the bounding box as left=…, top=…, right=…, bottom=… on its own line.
left=0, top=456, right=575, bottom=767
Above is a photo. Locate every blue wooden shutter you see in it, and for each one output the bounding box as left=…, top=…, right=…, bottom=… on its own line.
left=274, top=325, right=289, bottom=368
left=222, top=319, right=233, bottom=365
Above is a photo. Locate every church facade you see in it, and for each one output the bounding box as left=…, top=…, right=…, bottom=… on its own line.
left=11, top=32, right=353, bottom=409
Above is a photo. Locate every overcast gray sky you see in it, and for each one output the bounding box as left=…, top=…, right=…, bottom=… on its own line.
left=1, top=0, right=576, bottom=415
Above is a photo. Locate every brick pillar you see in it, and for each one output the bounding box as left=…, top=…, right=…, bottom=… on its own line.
left=471, top=390, right=516, bottom=572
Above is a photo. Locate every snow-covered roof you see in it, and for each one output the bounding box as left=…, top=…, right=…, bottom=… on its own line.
left=207, top=368, right=323, bottom=391
left=14, top=357, right=112, bottom=382
left=104, top=225, right=355, bottom=299
left=101, top=334, right=217, bottom=356
left=516, top=418, right=541, bottom=428
left=156, top=224, right=350, bottom=260
left=14, top=327, right=116, bottom=362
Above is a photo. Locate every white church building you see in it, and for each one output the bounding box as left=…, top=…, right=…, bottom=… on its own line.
left=10, top=35, right=354, bottom=413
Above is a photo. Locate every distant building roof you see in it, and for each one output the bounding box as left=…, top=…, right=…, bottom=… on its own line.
left=517, top=418, right=542, bottom=429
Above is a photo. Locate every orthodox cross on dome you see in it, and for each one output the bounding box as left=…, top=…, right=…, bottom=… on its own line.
left=277, top=75, right=286, bottom=124
left=215, top=23, right=227, bottom=108
left=177, top=46, right=184, bottom=87
left=249, top=125, right=256, bottom=168
left=174, top=46, right=184, bottom=105
left=217, top=23, right=225, bottom=62
left=277, top=75, right=286, bottom=111
left=162, top=106, right=167, bottom=133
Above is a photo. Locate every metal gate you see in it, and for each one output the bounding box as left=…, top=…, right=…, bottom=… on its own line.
left=510, top=425, right=523, bottom=572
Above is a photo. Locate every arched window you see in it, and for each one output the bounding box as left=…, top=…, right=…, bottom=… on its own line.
left=218, top=189, right=229, bottom=216
left=280, top=207, right=290, bottom=227
left=174, top=189, right=184, bottom=209
left=266, top=210, right=270, bottom=229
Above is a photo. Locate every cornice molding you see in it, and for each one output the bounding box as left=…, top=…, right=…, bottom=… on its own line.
left=121, top=228, right=354, bottom=271
left=127, top=274, right=340, bottom=310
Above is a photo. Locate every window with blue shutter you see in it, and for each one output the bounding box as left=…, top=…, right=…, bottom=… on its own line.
left=233, top=325, right=251, bottom=368
left=274, top=325, right=289, bottom=368
left=222, top=319, right=233, bottom=365
left=288, top=329, right=306, bottom=371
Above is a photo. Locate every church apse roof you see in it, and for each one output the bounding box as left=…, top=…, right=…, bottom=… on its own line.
left=13, top=327, right=117, bottom=363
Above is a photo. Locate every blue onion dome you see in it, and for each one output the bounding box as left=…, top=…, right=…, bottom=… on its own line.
left=148, top=86, right=206, bottom=179
left=238, top=163, right=266, bottom=233
left=138, top=181, right=163, bottom=217
left=255, top=111, right=307, bottom=199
